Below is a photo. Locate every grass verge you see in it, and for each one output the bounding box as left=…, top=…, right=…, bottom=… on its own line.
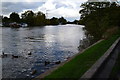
left=44, top=34, right=120, bottom=80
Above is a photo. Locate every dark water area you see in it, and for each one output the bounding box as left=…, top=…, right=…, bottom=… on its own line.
left=1, top=24, right=87, bottom=78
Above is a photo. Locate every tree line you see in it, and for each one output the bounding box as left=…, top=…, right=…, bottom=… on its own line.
left=79, top=2, right=120, bottom=40
left=2, top=10, right=68, bottom=26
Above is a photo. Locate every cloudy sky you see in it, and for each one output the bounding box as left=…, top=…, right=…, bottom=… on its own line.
left=1, top=0, right=119, bottom=21
left=1, top=0, right=88, bottom=21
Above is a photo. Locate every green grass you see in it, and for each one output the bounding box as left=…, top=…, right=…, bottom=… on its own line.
left=44, top=34, right=120, bottom=80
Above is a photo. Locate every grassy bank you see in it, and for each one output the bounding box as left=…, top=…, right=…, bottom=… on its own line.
left=44, top=34, right=120, bottom=80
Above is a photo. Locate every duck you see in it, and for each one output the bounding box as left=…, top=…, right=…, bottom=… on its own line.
left=1, top=52, right=7, bottom=58
left=12, top=55, right=19, bottom=58
left=28, top=51, right=32, bottom=55
left=55, top=61, right=61, bottom=64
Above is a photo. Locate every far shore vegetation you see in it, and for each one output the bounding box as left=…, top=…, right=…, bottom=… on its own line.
left=1, top=10, right=79, bottom=27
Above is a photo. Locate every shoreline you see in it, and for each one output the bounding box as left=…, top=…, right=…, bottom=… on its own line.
left=34, top=39, right=103, bottom=79
left=35, top=34, right=120, bottom=79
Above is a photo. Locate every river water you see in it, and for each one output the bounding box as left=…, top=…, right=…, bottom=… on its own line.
left=1, top=24, right=86, bottom=78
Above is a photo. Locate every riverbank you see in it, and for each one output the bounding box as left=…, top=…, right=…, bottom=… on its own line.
left=36, top=33, right=120, bottom=79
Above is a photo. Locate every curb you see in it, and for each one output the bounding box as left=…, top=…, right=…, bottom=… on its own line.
left=80, top=37, right=120, bottom=79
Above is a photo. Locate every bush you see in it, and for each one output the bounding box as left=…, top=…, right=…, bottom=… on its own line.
left=102, top=27, right=119, bottom=39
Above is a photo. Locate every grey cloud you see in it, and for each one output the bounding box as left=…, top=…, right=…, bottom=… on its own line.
left=1, top=1, right=83, bottom=21
left=2, top=2, right=44, bottom=15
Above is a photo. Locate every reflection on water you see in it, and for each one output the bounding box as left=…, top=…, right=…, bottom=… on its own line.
left=1, top=24, right=86, bottom=78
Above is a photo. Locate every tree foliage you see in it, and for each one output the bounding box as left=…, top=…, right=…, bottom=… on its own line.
left=2, top=16, right=10, bottom=23
left=10, top=12, right=20, bottom=22
left=21, top=10, right=35, bottom=26
left=2, top=10, right=68, bottom=27
left=79, top=2, right=120, bottom=40
left=50, top=17, right=59, bottom=25
left=34, top=11, right=46, bottom=26
left=58, top=17, right=67, bottom=24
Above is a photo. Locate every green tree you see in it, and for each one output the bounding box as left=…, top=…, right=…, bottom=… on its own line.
left=50, top=17, right=59, bottom=25
left=34, top=11, right=46, bottom=26
left=10, top=12, right=20, bottom=22
left=2, top=16, right=10, bottom=23
left=73, top=20, right=79, bottom=24
left=45, top=19, right=51, bottom=25
left=79, top=2, right=110, bottom=19
left=21, top=10, right=35, bottom=26
left=58, top=17, right=67, bottom=24
left=79, top=2, right=120, bottom=40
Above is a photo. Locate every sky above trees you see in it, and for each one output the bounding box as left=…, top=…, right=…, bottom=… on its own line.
left=1, top=0, right=120, bottom=21
left=2, top=0, right=87, bottom=21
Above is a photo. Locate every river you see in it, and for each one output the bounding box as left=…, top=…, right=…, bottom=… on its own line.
left=1, top=24, right=86, bottom=78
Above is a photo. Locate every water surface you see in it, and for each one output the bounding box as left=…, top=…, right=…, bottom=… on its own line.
left=1, top=24, right=86, bottom=78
